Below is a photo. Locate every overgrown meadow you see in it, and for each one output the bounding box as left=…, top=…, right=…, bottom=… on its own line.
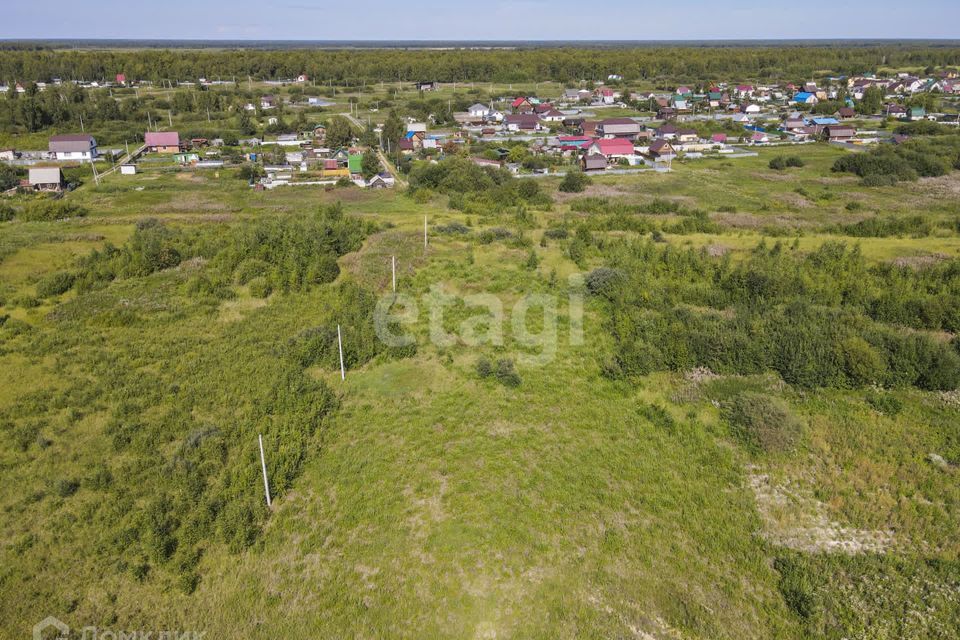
left=2, top=143, right=960, bottom=638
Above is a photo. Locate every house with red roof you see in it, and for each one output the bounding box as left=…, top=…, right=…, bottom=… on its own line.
left=511, top=97, right=535, bottom=113
left=145, top=131, right=181, bottom=154
left=587, top=138, right=635, bottom=159
left=595, top=87, right=617, bottom=104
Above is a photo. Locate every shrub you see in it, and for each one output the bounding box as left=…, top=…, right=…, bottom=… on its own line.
left=839, top=336, right=887, bottom=386
left=35, top=272, right=75, bottom=298
left=54, top=478, right=80, bottom=498
left=637, top=402, right=675, bottom=429
left=769, top=156, right=787, bottom=170
left=543, top=227, right=569, bottom=240
left=20, top=199, right=88, bottom=222
left=0, top=203, right=15, bottom=221
left=233, top=258, right=271, bottom=284
left=476, top=357, right=493, bottom=378
left=724, top=392, right=802, bottom=454
left=248, top=276, right=273, bottom=298
left=436, top=221, right=470, bottom=235
left=785, top=156, right=805, bottom=168
left=865, top=390, right=903, bottom=416
left=774, top=555, right=818, bottom=620
left=495, top=358, right=521, bottom=387
left=558, top=170, right=591, bottom=193
left=585, top=267, right=626, bottom=299
left=479, top=227, right=512, bottom=244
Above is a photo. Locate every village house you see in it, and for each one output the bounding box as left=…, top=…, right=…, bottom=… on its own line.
left=0, top=149, right=17, bottom=162
left=468, top=103, right=491, bottom=119
left=144, top=131, right=181, bottom=154
left=648, top=139, right=676, bottom=158
left=656, top=123, right=679, bottom=140
left=587, top=138, right=635, bottom=161
left=676, top=128, right=698, bottom=144
left=511, top=97, right=536, bottom=114
left=793, top=91, right=818, bottom=105
left=824, top=125, right=857, bottom=142
left=581, top=154, right=608, bottom=172
left=503, top=114, right=543, bottom=132
left=595, top=87, right=616, bottom=104
left=416, top=81, right=438, bottom=92
left=48, top=134, right=98, bottom=161
left=260, top=95, right=277, bottom=109
left=28, top=167, right=65, bottom=191
left=597, top=117, right=641, bottom=140
left=540, top=109, right=566, bottom=123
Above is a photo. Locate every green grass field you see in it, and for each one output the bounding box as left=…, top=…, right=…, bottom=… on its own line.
left=2, top=144, right=959, bottom=639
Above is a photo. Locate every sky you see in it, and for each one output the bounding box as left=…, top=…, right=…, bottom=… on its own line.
left=2, top=0, right=959, bottom=41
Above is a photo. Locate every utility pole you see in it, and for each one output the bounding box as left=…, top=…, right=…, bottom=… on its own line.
left=258, top=434, right=272, bottom=507
left=337, top=324, right=346, bottom=381
left=79, top=113, right=84, bottom=132
left=168, top=110, right=173, bottom=128
left=89, top=157, right=100, bottom=186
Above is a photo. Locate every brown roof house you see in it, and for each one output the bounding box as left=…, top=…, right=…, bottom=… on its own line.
left=48, top=134, right=97, bottom=161
left=824, top=125, right=856, bottom=142
left=581, top=154, right=608, bottom=172
left=145, top=131, right=181, bottom=153
left=28, top=167, right=65, bottom=191
left=648, top=139, right=676, bottom=158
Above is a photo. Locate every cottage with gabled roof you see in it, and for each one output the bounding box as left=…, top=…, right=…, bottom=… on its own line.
left=145, top=131, right=181, bottom=153
left=49, top=134, right=97, bottom=161
left=29, top=167, right=65, bottom=191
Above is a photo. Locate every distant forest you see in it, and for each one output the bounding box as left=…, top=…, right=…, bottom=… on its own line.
left=2, top=44, right=960, bottom=85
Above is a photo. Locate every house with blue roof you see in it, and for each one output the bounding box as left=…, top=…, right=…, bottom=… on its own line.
left=793, top=92, right=818, bottom=105
left=811, top=117, right=839, bottom=126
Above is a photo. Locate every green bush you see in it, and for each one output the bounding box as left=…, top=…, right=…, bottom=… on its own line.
left=248, top=277, right=272, bottom=298
left=585, top=267, right=626, bottom=299
left=0, top=203, right=15, bottom=221
left=558, top=170, right=591, bottom=193
left=35, top=272, right=75, bottom=298
left=476, top=357, right=493, bottom=378
left=774, top=555, right=818, bottom=620
left=20, top=199, right=88, bottom=222
left=723, top=392, right=802, bottom=454
left=865, top=389, right=903, bottom=416
left=839, top=336, right=887, bottom=386
left=495, top=358, right=521, bottom=387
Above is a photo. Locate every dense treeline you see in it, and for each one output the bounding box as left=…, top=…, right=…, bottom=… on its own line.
left=591, top=239, right=960, bottom=391
left=2, top=45, right=960, bottom=85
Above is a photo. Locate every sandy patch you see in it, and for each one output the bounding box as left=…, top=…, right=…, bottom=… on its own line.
left=747, top=466, right=894, bottom=554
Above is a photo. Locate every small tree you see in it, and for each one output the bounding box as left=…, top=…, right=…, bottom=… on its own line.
left=361, top=153, right=381, bottom=180
left=325, top=116, right=355, bottom=148
left=559, top=169, right=591, bottom=193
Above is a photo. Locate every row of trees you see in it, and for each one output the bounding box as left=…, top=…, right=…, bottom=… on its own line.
left=2, top=45, right=959, bottom=85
